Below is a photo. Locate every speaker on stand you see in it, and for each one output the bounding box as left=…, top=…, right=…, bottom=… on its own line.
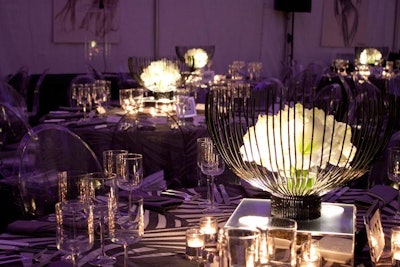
left=274, top=0, right=312, bottom=66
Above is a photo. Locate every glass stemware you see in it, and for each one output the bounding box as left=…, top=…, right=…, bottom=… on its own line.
left=388, top=147, right=400, bottom=220
left=103, top=150, right=129, bottom=218
left=200, top=142, right=225, bottom=213
left=75, top=84, right=92, bottom=121
left=56, top=200, right=94, bottom=267
left=197, top=137, right=212, bottom=201
left=116, top=153, right=144, bottom=213
left=109, top=195, right=144, bottom=267
left=81, top=172, right=117, bottom=266
left=174, top=87, right=190, bottom=127
left=92, top=83, right=107, bottom=114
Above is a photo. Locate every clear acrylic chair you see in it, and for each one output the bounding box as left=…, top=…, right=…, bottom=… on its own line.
left=0, top=103, right=33, bottom=178
left=0, top=82, right=29, bottom=123
left=16, top=124, right=102, bottom=218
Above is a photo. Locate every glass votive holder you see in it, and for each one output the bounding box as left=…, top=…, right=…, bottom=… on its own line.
left=199, top=216, right=218, bottom=244
left=300, top=239, right=321, bottom=267
left=186, top=227, right=205, bottom=261
left=391, top=226, right=400, bottom=265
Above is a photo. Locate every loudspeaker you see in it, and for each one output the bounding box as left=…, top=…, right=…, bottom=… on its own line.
left=274, top=0, right=312, bottom=13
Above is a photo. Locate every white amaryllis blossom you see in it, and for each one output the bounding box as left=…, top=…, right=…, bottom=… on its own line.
left=140, top=59, right=181, bottom=93
left=240, top=103, right=357, bottom=174
left=184, top=48, right=208, bottom=69
left=359, top=48, right=382, bottom=65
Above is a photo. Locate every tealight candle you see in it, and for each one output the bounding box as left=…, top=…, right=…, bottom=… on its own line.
left=199, top=216, right=218, bottom=244
left=301, top=239, right=321, bottom=267
left=392, top=227, right=400, bottom=265
left=186, top=228, right=205, bottom=260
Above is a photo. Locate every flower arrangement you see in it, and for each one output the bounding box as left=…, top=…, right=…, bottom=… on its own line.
left=359, top=48, right=382, bottom=65
left=140, top=59, right=181, bottom=93
left=184, top=48, right=209, bottom=69
left=240, top=103, right=357, bottom=194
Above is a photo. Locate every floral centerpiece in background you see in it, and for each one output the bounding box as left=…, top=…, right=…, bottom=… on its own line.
left=140, top=59, right=181, bottom=94
left=359, top=48, right=382, bottom=65
left=183, top=48, right=209, bottom=70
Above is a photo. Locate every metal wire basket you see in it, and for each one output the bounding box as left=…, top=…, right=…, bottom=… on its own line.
left=206, top=73, right=395, bottom=220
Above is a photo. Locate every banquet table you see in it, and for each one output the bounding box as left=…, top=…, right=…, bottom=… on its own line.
left=41, top=107, right=211, bottom=188
left=1, top=183, right=400, bottom=267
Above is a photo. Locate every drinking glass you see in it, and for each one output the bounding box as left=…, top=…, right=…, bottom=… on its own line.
left=116, top=153, right=143, bottom=214
left=174, top=88, right=190, bottom=126
left=81, top=172, right=117, bottom=266
left=387, top=147, right=400, bottom=220
left=131, top=88, right=144, bottom=113
left=224, top=228, right=260, bottom=267
left=77, top=84, right=93, bottom=120
left=119, top=89, right=134, bottom=114
left=392, top=226, right=400, bottom=265
left=56, top=200, right=94, bottom=267
left=92, top=83, right=107, bottom=114
left=103, top=150, right=129, bottom=178
left=58, top=170, right=87, bottom=202
left=200, top=142, right=225, bottom=213
left=197, top=137, right=212, bottom=201
left=109, top=195, right=144, bottom=267
left=103, top=149, right=128, bottom=217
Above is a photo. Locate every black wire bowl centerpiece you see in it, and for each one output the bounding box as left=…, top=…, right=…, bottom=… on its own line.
left=206, top=74, right=396, bottom=220
left=128, top=56, right=183, bottom=100
left=175, top=45, right=215, bottom=73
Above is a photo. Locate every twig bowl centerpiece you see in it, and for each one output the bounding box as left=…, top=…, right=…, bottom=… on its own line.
left=128, top=57, right=182, bottom=101
left=206, top=75, right=395, bottom=220
left=175, top=45, right=215, bottom=73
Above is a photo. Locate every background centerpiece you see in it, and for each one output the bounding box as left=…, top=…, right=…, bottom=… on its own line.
left=206, top=73, right=395, bottom=220
left=175, top=45, right=215, bottom=85
left=128, top=57, right=182, bottom=101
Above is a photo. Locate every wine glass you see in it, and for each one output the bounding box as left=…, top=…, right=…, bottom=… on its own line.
left=81, top=172, right=117, bottom=266
left=173, top=87, right=190, bottom=126
left=77, top=84, right=92, bottom=121
left=116, top=153, right=143, bottom=213
left=197, top=137, right=212, bottom=202
left=109, top=195, right=144, bottom=267
left=92, top=83, right=107, bottom=114
left=103, top=150, right=129, bottom=217
left=55, top=200, right=94, bottom=267
left=388, top=147, right=400, bottom=220
left=200, top=142, right=225, bottom=213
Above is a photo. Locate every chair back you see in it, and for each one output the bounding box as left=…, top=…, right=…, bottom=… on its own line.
left=16, top=124, right=102, bottom=218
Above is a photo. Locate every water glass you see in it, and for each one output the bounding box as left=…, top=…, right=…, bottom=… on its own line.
left=81, top=172, right=117, bottom=266
left=56, top=200, right=94, bottom=267
left=224, top=228, right=260, bottom=267
left=58, top=170, right=86, bottom=202
left=110, top=195, right=144, bottom=265
left=258, top=217, right=297, bottom=266
left=392, top=226, right=400, bottom=266
left=387, top=147, right=400, bottom=220
left=103, top=149, right=128, bottom=178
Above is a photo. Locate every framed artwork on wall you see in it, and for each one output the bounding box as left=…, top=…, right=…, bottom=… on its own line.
left=53, top=0, right=120, bottom=43
left=321, top=0, right=369, bottom=47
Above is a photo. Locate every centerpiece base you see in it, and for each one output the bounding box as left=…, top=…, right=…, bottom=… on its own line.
left=225, top=198, right=356, bottom=266
left=270, top=194, right=321, bottom=221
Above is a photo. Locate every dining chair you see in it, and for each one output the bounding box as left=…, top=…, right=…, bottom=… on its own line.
left=6, top=65, right=30, bottom=105
left=26, top=68, right=50, bottom=126
left=0, top=82, right=29, bottom=123
left=15, top=123, right=102, bottom=218
left=0, top=103, right=33, bottom=178
left=389, top=73, right=400, bottom=96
